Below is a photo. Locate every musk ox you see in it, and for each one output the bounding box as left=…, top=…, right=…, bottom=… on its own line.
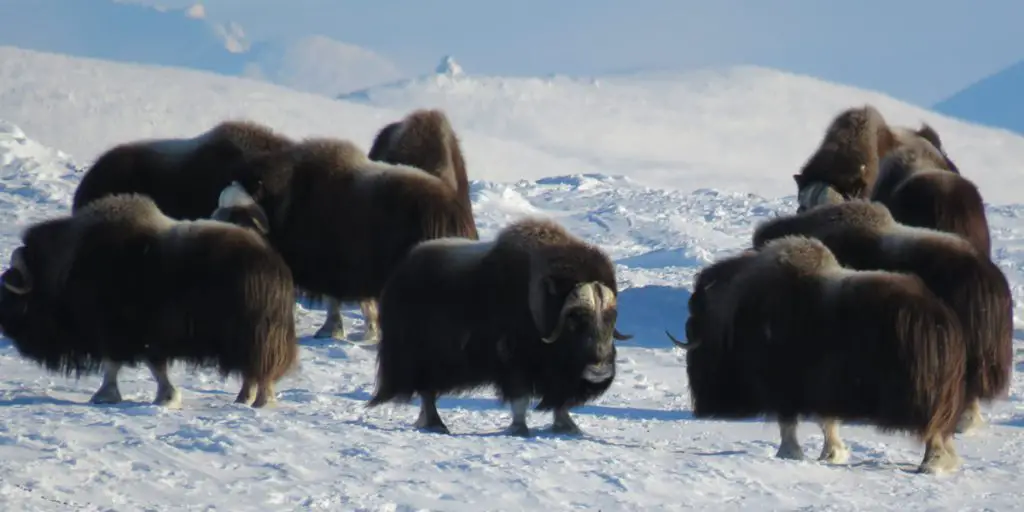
left=667, top=235, right=967, bottom=474
left=72, top=120, right=294, bottom=220
left=366, top=217, right=632, bottom=436
left=793, top=104, right=954, bottom=212
left=0, top=193, right=298, bottom=408
left=312, top=108, right=479, bottom=342
left=752, top=201, right=1013, bottom=436
left=211, top=137, right=477, bottom=344
left=870, top=136, right=990, bottom=257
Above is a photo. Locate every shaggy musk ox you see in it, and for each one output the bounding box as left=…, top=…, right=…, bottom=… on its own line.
left=667, top=236, right=967, bottom=474
left=793, top=104, right=956, bottom=212
left=311, top=108, right=479, bottom=342
left=72, top=120, right=294, bottom=220
left=870, top=136, right=990, bottom=257
left=212, top=137, right=477, bottom=342
left=367, top=217, right=631, bottom=436
left=0, top=193, right=298, bottom=408
left=752, top=201, right=1012, bottom=436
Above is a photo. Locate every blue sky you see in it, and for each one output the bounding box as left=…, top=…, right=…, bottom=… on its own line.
left=133, top=0, right=1024, bottom=105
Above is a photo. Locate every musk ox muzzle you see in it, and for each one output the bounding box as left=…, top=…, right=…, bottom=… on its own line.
left=2, top=247, right=31, bottom=295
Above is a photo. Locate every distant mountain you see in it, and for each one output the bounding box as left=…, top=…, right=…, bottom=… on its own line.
left=932, top=59, right=1024, bottom=135
left=0, top=0, right=401, bottom=96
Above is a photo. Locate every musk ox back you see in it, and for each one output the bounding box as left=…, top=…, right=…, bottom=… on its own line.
left=752, top=201, right=1013, bottom=434
left=670, top=235, right=967, bottom=473
left=870, top=138, right=990, bottom=257
left=215, top=137, right=477, bottom=339
left=793, top=104, right=952, bottom=212
left=367, top=217, right=630, bottom=437
left=308, top=108, right=479, bottom=342
left=72, top=120, right=294, bottom=220
left=0, top=194, right=298, bottom=408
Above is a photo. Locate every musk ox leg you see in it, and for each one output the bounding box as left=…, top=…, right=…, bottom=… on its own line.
left=252, top=381, right=278, bottom=408
left=918, top=434, right=961, bottom=474
left=146, top=360, right=182, bottom=408
left=414, top=391, right=450, bottom=434
left=505, top=397, right=532, bottom=437
left=89, top=360, right=124, bottom=405
left=775, top=417, right=805, bottom=460
left=234, top=377, right=258, bottom=406
left=551, top=407, right=583, bottom=436
left=359, top=299, right=380, bottom=343
left=955, top=398, right=986, bottom=435
left=313, top=298, right=346, bottom=340
left=817, top=418, right=851, bottom=464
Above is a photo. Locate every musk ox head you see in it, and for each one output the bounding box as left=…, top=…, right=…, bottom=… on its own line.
left=0, top=246, right=34, bottom=336
left=795, top=179, right=846, bottom=213
left=528, top=270, right=629, bottom=383
left=211, top=181, right=271, bottom=235
left=667, top=249, right=758, bottom=351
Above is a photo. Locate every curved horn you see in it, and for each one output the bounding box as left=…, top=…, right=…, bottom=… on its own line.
left=613, top=329, right=633, bottom=341
left=540, top=282, right=601, bottom=344
left=665, top=329, right=700, bottom=350
left=3, top=247, right=31, bottom=295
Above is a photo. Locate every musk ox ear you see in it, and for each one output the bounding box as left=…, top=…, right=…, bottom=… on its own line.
left=3, top=247, right=32, bottom=295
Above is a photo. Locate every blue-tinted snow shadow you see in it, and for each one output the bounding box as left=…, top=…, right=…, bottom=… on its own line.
left=340, top=389, right=693, bottom=423
left=615, top=285, right=691, bottom=349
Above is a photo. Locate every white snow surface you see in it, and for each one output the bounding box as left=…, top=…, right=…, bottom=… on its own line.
left=2, top=49, right=1024, bottom=510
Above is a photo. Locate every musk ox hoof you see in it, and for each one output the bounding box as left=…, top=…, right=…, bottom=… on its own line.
left=505, top=423, right=532, bottom=437
left=153, top=387, right=182, bottom=408
left=775, top=443, right=805, bottom=461
left=313, top=322, right=346, bottom=340
left=918, top=453, right=960, bottom=475
left=818, top=444, right=851, bottom=464
left=89, top=385, right=123, bottom=405
left=416, top=423, right=451, bottom=435
left=550, top=422, right=583, bottom=437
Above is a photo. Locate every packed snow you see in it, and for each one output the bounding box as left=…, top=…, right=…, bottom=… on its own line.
left=2, top=48, right=1024, bottom=511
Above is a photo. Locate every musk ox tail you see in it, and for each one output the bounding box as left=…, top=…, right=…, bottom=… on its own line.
left=896, top=298, right=967, bottom=442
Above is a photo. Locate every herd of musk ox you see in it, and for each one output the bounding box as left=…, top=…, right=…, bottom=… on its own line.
left=0, top=103, right=1012, bottom=475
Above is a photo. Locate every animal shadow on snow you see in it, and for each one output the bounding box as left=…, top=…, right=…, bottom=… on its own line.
left=342, top=389, right=694, bottom=440
left=615, top=284, right=692, bottom=349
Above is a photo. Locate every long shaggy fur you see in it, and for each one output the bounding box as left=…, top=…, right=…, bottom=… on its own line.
left=793, top=104, right=952, bottom=210
left=680, top=235, right=966, bottom=443
left=752, top=201, right=1013, bottom=404
left=367, top=108, right=477, bottom=239
left=0, top=194, right=298, bottom=400
left=870, top=137, right=990, bottom=257
left=224, top=137, right=478, bottom=310
left=72, top=120, right=294, bottom=219
left=367, top=217, right=623, bottom=430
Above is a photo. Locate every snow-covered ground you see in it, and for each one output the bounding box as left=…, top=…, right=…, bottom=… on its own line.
left=2, top=48, right=1024, bottom=510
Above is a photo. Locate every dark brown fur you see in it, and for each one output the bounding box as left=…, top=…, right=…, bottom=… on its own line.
left=752, top=201, right=1013, bottom=406
left=0, top=194, right=298, bottom=407
left=367, top=108, right=476, bottom=238
left=675, top=235, right=967, bottom=472
left=793, top=105, right=951, bottom=211
left=368, top=217, right=627, bottom=435
left=72, top=120, right=294, bottom=219
left=681, top=236, right=965, bottom=435
left=224, top=137, right=478, bottom=316
left=870, top=139, right=990, bottom=257
left=306, top=108, right=480, bottom=342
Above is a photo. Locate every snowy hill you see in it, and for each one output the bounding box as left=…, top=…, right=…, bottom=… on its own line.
left=2, top=49, right=1024, bottom=509
left=0, top=1, right=401, bottom=96
left=341, top=57, right=1024, bottom=205
left=933, top=59, right=1024, bottom=135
